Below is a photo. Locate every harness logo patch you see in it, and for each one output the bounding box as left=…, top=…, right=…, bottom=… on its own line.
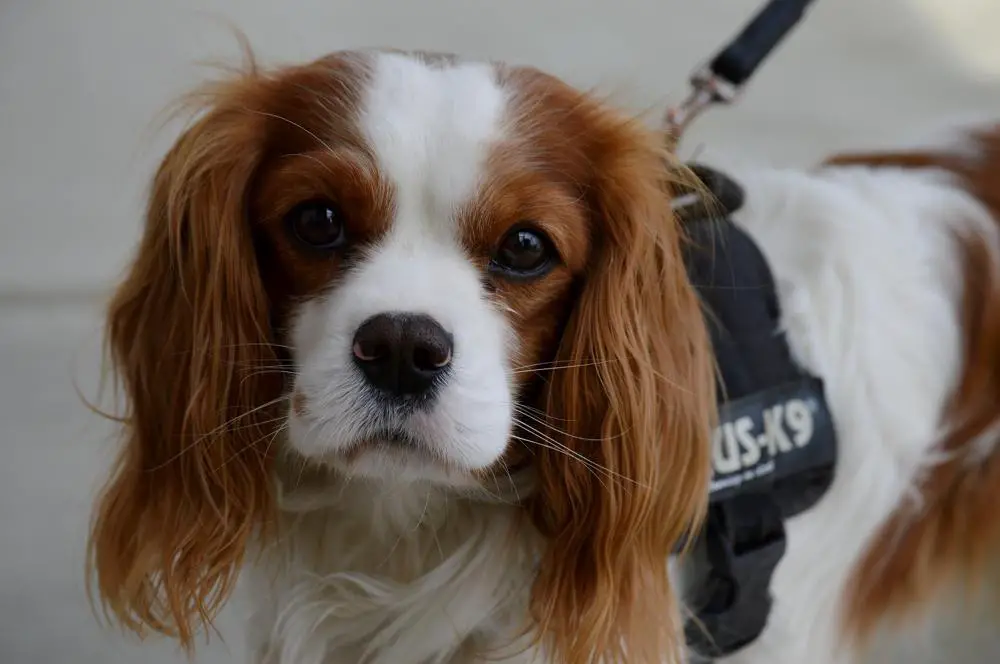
left=708, top=378, right=835, bottom=500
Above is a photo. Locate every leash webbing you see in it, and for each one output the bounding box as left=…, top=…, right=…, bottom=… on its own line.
left=665, top=0, right=819, bottom=144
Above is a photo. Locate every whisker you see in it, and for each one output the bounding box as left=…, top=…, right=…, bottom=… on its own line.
left=511, top=431, right=609, bottom=485
left=168, top=342, right=297, bottom=357
left=479, top=480, right=515, bottom=506
left=509, top=358, right=612, bottom=374
left=230, top=359, right=298, bottom=368
left=213, top=414, right=290, bottom=435
left=147, top=394, right=291, bottom=471
left=238, top=368, right=298, bottom=389
left=511, top=357, right=694, bottom=396
left=511, top=422, right=644, bottom=489
left=511, top=435, right=610, bottom=493
left=513, top=406, right=622, bottom=442
left=216, top=342, right=297, bottom=351
left=498, top=460, right=521, bottom=505
left=236, top=367, right=297, bottom=376
left=217, top=421, right=288, bottom=471
left=205, top=395, right=292, bottom=437
left=262, top=422, right=288, bottom=460
left=512, top=403, right=575, bottom=424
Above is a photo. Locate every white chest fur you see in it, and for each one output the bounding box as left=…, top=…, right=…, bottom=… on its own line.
left=244, top=475, right=543, bottom=664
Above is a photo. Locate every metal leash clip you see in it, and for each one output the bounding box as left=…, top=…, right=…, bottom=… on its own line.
left=665, top=65, right=742, bottom=145
left=665, top=0, right=818, bottom=146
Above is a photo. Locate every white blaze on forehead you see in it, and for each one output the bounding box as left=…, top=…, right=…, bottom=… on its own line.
left=359, top=52, right=507, bottom=240
left=289, top=54, right=517, bottom=477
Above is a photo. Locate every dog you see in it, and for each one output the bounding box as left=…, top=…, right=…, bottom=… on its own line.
left=87, top=49, right=1000, bottom=663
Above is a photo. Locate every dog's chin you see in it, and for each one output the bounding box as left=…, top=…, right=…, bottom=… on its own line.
left=316, top=431, right=487, bottom=488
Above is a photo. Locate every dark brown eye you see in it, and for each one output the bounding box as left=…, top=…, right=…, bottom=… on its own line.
left=490, top=225, right=556, bottom=279
left=286, top=199, right=346, bottom=250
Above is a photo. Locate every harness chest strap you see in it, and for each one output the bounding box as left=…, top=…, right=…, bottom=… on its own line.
left=678, top=165, right=838, bottom=659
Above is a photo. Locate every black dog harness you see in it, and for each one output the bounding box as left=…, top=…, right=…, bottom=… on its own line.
left=677, top=166, right=838, bottom=659
left=660, top=1, right=831, bottom=655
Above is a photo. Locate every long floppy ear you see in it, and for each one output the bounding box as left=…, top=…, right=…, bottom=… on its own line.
left=529, top=117, right=716, bottom=663
left=88, top=78, right=280, bottom=650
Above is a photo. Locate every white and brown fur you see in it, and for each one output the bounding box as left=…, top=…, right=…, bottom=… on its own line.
left=88, top=48, right=1000, bottom=663
left=709, top=124, right=1000, bottom=663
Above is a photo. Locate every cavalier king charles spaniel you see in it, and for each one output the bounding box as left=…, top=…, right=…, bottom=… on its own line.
left=88, top=48, right=1000, bottom=664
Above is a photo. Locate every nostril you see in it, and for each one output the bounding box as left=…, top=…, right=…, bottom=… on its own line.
left=353, top=339, right=388, bottom=363
left=412, top=342, right=452, bottom=373
left=352, top=314, right=401, bottom=365
left=406, top=316, right=453, bottom=375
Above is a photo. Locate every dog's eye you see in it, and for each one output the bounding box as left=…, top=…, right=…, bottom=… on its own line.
left=286, top=199, right=346, bottom=250
left=490, top=225, right=556, bottom=279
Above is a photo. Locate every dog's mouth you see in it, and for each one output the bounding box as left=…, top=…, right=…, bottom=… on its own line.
left=342, top=427, right=433, bottom=461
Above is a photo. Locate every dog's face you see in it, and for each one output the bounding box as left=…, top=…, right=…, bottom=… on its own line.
left=265, top=54, right=588, bottom=483
left=89, top=50, right=714, bottom=662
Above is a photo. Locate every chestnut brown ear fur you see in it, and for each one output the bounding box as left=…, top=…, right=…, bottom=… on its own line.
left=87, top=74, right=282, bottom=650
left=528, top=110, right=716, bottom=663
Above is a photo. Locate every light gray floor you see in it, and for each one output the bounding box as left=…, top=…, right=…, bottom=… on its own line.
left=3, top=0, right=1000, bottom=662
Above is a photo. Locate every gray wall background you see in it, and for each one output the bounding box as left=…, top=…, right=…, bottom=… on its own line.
left=1, top=1, right=998, bottom=662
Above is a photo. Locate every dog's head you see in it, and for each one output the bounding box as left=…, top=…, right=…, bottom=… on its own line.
left=89, top=49, right=714, bottom=662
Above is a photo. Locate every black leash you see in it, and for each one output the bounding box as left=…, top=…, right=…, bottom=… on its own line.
left=666, top=0, right=819, bottom=143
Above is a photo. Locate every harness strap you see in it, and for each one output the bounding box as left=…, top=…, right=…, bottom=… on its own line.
left=685, top=496, right=787, bottom=656
left=680, top=164, right=838, bottom=660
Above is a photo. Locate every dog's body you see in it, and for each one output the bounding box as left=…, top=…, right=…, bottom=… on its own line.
left=715, top=148, right=1000, bottom=663
left=240, top=132, right=1000, bottom=664
left=88, top=49, right=1000, bottom=664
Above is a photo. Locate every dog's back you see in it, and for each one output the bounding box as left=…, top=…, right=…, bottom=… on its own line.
left=722, top=124, right=1000, bottom=664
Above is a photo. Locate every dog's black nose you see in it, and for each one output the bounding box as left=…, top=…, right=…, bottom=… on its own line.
left=352, top=313, right=453, bottom=399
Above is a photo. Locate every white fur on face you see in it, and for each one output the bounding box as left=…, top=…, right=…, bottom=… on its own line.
left=286, top=52, right=515, bottom=484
